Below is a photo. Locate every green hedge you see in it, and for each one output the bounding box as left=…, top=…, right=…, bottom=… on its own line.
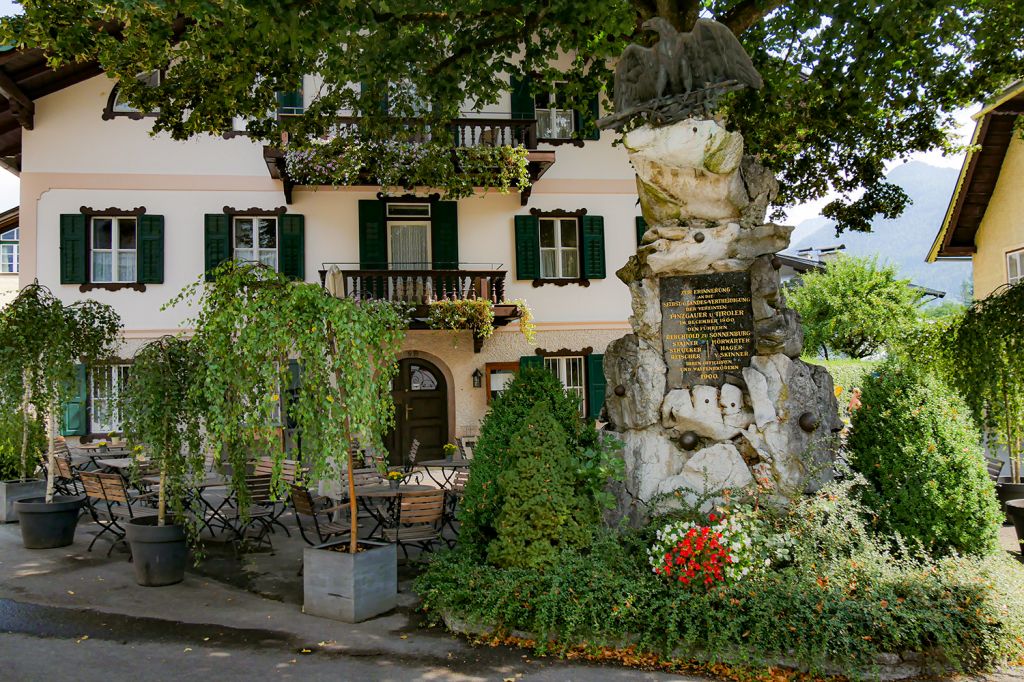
left=418, top=482, right=1024, bottom=676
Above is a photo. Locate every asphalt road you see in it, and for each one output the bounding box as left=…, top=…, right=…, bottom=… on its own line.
left=0, top=599, right=689, bottom=682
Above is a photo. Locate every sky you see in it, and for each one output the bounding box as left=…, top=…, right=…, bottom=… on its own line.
left=0, top=0, right=976, bottom=232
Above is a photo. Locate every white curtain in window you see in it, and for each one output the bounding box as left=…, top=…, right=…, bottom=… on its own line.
left=390, top=224, right=429, bottom=269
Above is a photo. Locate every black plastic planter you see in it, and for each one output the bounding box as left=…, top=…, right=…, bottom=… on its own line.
left=996, top=480, right=1024, bottom=524
left=1006, top=500, right=1024, bottom=553
left=14, top=496, right=85, bottom=548
left=125, top=517, right=187, bottom=587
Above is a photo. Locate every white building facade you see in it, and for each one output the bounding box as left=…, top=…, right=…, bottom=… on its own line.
left=6, top=61, right=645, bottom=461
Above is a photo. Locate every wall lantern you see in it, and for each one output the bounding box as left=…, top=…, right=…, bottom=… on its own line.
left=472, top=369, right=483, bottom=388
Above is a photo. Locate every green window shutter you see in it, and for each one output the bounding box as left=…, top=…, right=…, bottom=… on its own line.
left=59, top=213, right=87, bottom=284
left=580, top=215, right=606, bottom=279
left=586, top=354, right=606, bottom=421
left=514, top=215, right=540, bottom=280
left=431, top=201, right=459, bottom=270
left=360, top=81, right=389, bottom=114
left=586, top=95, right=601, bottom=140
left=284, top=359, right=302, bottom=430
left=358, top=200, right=388, bottom=270
left=510, top=75, right=535, bottom=120
left=279, top=214, right=305, bottom=280
left=204, top=214, right=231, bottom=281
left=635, top=216, right=648, bottom=246
left=518, top=355, right=543, bottom=371
left=61, top=364, right=88, bottom=436
left=138, top=214, right=164, bottom=284
left=572, top=94, right=601, bottom=141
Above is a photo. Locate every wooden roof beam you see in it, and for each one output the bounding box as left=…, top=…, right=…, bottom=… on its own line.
left=0, top=67, right=33, bottom=129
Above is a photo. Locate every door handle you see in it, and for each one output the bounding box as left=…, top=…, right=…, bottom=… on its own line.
left=405, top=404, right=414, bottom=419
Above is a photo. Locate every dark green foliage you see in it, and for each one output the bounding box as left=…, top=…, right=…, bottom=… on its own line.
left=8, top=3, right=1024, bottom=230
left=419, top=482, right=1024, bottom=675
left=0, top=410, right=47, bottom=482
left=847, top=361, right=1002, bottom=555
left=486, top=404, right=597, bottom=569
left=458, top=367, right=597, bottom=557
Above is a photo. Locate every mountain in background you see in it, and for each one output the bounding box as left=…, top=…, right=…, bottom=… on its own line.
left=788, top=161, right=972, bottom=301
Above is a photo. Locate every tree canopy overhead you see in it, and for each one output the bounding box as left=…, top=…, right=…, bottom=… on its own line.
left=5, top=1, right=1023, bottom=230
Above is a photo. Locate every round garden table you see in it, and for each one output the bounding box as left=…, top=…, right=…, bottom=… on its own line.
left=416, top=459, right=470, bottom=488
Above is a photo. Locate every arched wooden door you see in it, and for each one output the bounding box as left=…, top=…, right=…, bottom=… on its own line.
left=387, top=358, right=449, bottom=466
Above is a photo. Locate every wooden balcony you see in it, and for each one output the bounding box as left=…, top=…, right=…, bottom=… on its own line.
left=318, top=264, right=521, bottom=351
left=263, top=115, right=556, bottom=205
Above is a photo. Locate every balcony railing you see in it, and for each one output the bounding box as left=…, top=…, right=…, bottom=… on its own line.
left=320, top=263, right=507, bottom=304
left=324, top=116, right=538, bottom=150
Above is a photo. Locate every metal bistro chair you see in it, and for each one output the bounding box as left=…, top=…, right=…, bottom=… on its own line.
left=380, top=489, right=446, bottom=559
left=213, top=474, right=277, bottom=549
left=290, top=484, right=351, bottom=546
left=53, top=455, right=85, bottom=498
left=79, top=471, right=158, bottom=556
left=986, top=457, right=1005, bottom=481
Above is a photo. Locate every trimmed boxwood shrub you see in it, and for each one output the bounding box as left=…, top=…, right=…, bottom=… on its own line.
left=458, top=367, right=598, bottom=557
left=846, top=360, right=1002, bottom=555
left=487, top=403, right=598, bottom=569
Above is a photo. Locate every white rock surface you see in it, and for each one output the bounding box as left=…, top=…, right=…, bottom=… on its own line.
left=657, top=442, right=754, bottom=500
left=742, top=366, right=776, bottom=428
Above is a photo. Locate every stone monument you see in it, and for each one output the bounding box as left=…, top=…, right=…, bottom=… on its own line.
left=598, top=18, right=841, bottom=520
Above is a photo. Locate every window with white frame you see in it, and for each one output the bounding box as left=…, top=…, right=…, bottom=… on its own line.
left=111, top=70, right=161, bottom=114
left=539, top=217, right=579, bottom=279
left=233, top=217, right=278, bottom=269
left=535, top=83, right=575, bottom=139
left=91, top=217, right=137, bottom=283
left=90, top=365, right=130, bottom=434
left=0, top=226, right=17, bottom=274
left=544, top=356, right=586, bottom=416
left=1008, top=249, right=1024, bottom=286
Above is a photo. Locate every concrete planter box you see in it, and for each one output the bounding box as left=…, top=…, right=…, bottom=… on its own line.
left=303, top=540, right=397, bottom=623
left=0, top=479, right=46, bottom=523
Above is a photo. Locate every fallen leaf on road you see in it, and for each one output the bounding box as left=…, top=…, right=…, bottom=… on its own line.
left=184, top=647, right=192, bottom=653
left=66, top=591, right=74, bottom=595
left=202, top=637, right=210, bottom=641
left=400, top=635, right=408, bottom=640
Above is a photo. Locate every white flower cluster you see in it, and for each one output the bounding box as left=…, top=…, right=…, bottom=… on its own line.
left=648, top=508, right=795, bottom=584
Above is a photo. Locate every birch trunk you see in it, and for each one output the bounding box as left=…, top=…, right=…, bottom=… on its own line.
left=20, top=368, right=31, bottom=481
left=44, top=403, right=57, bottom=504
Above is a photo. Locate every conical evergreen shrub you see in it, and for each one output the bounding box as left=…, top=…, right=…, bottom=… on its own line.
left=847, top=360, right=1002, bottom=555
left=458, top=367, right=597, bottom=557
left=486, top=402, right=597, bottom=569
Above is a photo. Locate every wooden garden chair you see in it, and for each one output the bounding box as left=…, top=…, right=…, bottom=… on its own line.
left=53, top=454, right=84, bottom=497
left=986, top=457, right=1005, bottom=481
left=251, top=457, right=307, bottom=535
left=290, top=484, right=351, bottom=546
left=79, top=471, right=158, bottom=556
left=380, top=489, right=446, bottom=559
left=211, top=474, right=277, bottom=549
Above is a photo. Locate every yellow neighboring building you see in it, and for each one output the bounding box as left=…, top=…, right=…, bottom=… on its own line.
left=929, top=80, right=1024, bottom=298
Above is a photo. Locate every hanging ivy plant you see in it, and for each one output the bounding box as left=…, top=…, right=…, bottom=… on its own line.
left=0, top=283, right=121, bottom=495
left=118, top=335, right=205, bottom=545
left=927, top=282, right=1024, bottom=483
left=285, top=133, right=531, bottom=199
left=167, top=262, right=408, bottom=553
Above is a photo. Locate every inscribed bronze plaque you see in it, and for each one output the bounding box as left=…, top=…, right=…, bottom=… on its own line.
left=660, top=272, right=755, bottom=387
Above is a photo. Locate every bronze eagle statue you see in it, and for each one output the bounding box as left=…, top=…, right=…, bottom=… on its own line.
left=601, top=17, right=763, bottom=130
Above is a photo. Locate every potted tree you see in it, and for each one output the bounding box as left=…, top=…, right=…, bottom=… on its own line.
left=119, top=336, right=205, bottom=586
left=172, top=263, right=407, bottom=621
left=0, top=409, right=47, bottom=522
left=0, top=284, right=121, bottom=548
